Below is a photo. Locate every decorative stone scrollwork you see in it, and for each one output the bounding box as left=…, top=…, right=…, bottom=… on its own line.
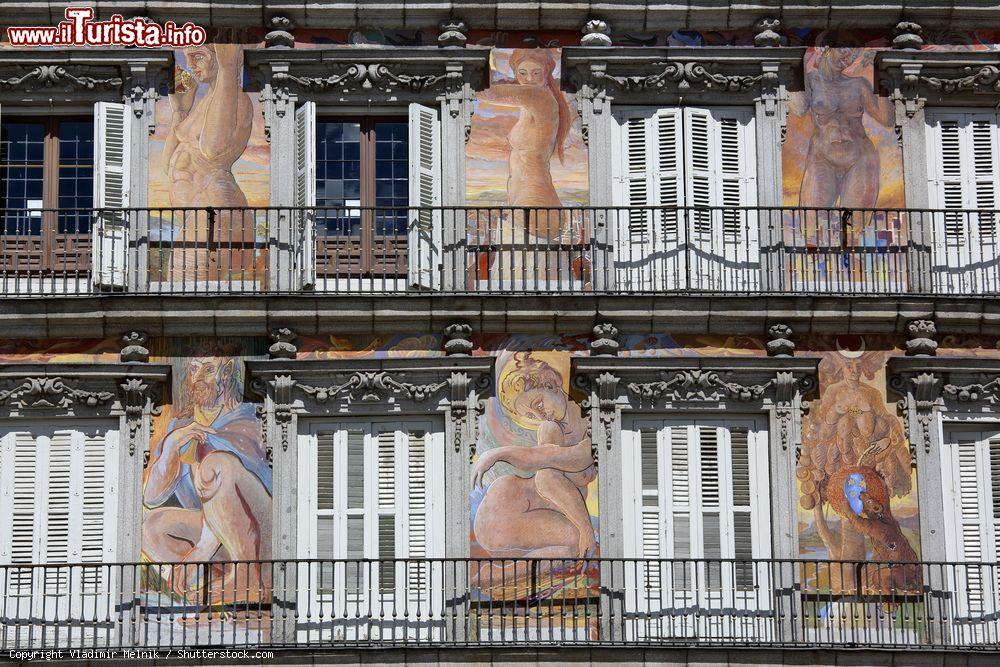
left=0, top=65, right=121, bottom=91
left=0, top=377, right=114, bottom=410
left=298, top=371, right=447, bottom=403
left=628, top=369, right=774, bottom=402
left=922, top=65, right=1000, bottom=95
left=271, top=65, right=367, bottom=92
left=888, top=368, right=943, bottom=456
left=594, top=60, right=769, bottom=93
left=573, top=357, right=819, bottom=456
left=0, top=363, right=170, bottom=460
left=942, top=376, right=1000, bottom=404
left=246, top=357, right=495, bottom=459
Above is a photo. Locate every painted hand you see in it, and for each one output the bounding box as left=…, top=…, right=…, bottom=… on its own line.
left=472, top=449, right=501, bottom=488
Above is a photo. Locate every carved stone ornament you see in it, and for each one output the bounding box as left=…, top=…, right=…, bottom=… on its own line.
left=767, top=324, right=795, bottom=357
left=444, top=323, right=474, bottom=356
left=573, top=357, right=819, bottom=455
left=893, top=21, right=924, bottom=51
left=0, top=65, right=121, bottom=91
left=0, top=363, right=170, bottom=457
left=265, top=16, right=296, bottom=49
left=753, top=18, right=782, bottom=48
left=247, top=48, right=489, bottom=98
left=593, top=60, right=772, bottom=93
left=438, top=20, right=468, bottom=48
left=905, top=319, right=938, bottom=357
left=246, top=357, right=494, bottom=457
left=120, top=331, right=150, bottom=363
left=889, top=357, right=1000, bottom=456
left=878, top=52, right=1000, bottom=120
left=581, top=19, right=612, bottom=47
left=268, top=327, right=298, bottom=360
left=589, top=323, right=620, bottom=357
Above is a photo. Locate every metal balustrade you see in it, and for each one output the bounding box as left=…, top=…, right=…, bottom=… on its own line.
left=0, top=206, right=997, bottom=296
left=0, top=558, right=998, bottom=650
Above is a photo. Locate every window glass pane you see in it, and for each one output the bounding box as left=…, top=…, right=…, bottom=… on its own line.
left=0, top=121, right=46, bottom=165
left=316, top=120, right=362, bottom=237
left=373, top=121, right=407, bottom=236
left=58, top=120, right=94, bottom=166
left=57, top=164, right=93, bottom=233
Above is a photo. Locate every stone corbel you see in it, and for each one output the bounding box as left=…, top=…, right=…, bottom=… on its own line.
left=888, top=357, right=1000, bottom=458
left=118, top=377, right=163, bottom=457
left=758, top=60, right=782, bottom=117
left=122, top=60, right=165, bottom=135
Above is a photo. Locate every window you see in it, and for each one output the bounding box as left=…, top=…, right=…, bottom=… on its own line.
left=621, top=417, right=771, bottom=639
left=293, top=102, right=441, bottom=291
left=925, top=110, right=1000, bottom=293
left=0, top=423, right=120, bottom=647
left=940, top=426, right=1000, bottom=643
left=296, top=419, right=444, bottom=640
left=0, top=117, right=94, bottom=273
left=611, top=106, right=758, bottom=292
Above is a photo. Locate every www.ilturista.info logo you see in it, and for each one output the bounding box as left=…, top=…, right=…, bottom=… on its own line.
left=7, top=7, right=207, bottom=48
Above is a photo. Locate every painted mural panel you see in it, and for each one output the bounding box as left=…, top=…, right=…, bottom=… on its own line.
left=148, top=35, right=269, bottom=284
left=140, top=337, right=271, bottom=640
left=781, top=35, right=907, bottom=292
left=466, top=48, right=590, bottom=289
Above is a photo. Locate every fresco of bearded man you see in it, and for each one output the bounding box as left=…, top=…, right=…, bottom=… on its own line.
left=142, top=353, right=271, bottom=603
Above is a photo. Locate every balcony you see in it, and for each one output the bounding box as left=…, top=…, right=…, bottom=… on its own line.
left=1, top=558, right=997, bottom=650
left=0, top=206, right=996, bottom=297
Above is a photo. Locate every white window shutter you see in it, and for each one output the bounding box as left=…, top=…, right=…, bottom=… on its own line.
left=684, top=107, right=758, bottom=291
left=925, top=111, right=1000, bottom=293
left=408, top=103, right=442, bottom=290
left=612, top=108, right=682, bottom=291
left=294, top=101, right=316, bottom=289
left=92, top=101, right=130, bottom=289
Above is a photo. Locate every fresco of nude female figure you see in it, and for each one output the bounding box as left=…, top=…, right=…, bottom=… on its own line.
left=470, top=352, right=597, bottom=590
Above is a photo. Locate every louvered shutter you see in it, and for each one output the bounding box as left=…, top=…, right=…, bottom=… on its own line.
left=294, top=101, right=316, bottom=289
left=926, top=111, right=1000, bottom=293
left=941, top=430, right=1000, bottom=636
left=299, top=420, right=442, bottom=640
left=408, top=103, right=442, bottom=290
left=683, top=107, right=758, bottom=291
left=622, top=419, right=771, bottom=639
left=612, top=108, right=683, bottom=291
left=92, top=102, right=131, bottom=289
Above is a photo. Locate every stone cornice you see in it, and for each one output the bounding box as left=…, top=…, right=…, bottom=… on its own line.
left=0, top=49, right=173, bottom=97
left=6, top=3, right=997, bottom=32
left=563, top=46, right=804, bottom=97
left=878, top=50, right=1000, bottom=116
left=245, top=46, right=490, bottom=97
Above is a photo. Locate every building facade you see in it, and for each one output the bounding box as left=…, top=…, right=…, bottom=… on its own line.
left=1, top=2, right=999, bottom=664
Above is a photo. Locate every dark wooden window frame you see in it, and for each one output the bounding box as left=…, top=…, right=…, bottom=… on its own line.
left=316, top=114, right=408, bottom=277
left=0, top=114, right=93, bottom=273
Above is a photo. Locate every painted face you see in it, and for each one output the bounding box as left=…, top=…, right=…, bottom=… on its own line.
left=187, top=357, right=225, bottom=408
left=514, top=386, right=567, bottom=423
left=184, top=47, right=217, bottom=83
left=515, top=61, right=547, bottom=86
